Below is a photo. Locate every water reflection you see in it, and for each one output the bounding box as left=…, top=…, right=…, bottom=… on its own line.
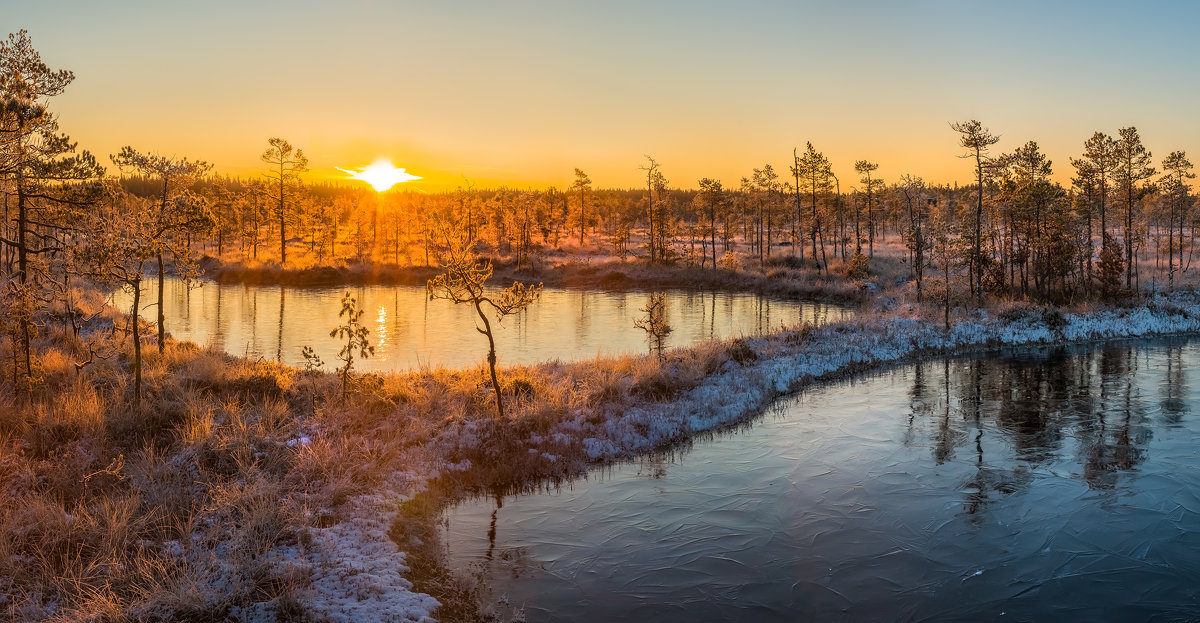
left=442, top=338, right=1200, bottom=621
left=905, top=344, right=1166, bottom=496
left=111, top=278, right=850, bottom=372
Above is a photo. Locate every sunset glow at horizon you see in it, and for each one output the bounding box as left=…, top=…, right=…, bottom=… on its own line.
left=13, top=1, right=1200, bottom=190
left=337, top=159, right=421, bottom=192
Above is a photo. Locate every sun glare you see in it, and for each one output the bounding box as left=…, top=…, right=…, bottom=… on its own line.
left=338, top=159, right=421, bottom=192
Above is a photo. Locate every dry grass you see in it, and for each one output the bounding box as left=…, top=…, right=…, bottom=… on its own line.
left=8, top=238, right=1198, bottom=619
left=2, top=275, right=804, bottom=618
left=0, top=305, right=324, bottom=620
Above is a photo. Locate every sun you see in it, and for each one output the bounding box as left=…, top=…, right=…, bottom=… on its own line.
left=337, top=159, right=421, bottom=192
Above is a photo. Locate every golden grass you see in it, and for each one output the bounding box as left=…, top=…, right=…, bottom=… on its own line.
left=7, top=242, right=1197, bottom=618
left=0, top=317, right=326, bottom=619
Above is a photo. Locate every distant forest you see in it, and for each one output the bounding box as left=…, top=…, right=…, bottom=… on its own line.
left=107, top=123, right=1189, bottom=308
left=3, top=28, right=1197, bottom=395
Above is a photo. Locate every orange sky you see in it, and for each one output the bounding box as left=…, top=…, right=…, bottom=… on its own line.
left=11, top=1, right=1200, bottom=192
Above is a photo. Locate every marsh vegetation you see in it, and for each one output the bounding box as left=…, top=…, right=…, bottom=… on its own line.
left=6, top=26, right=1200, bottom=622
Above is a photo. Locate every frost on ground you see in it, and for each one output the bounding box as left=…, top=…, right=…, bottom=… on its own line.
left=295, top=494, right=439, bottom=622
left=221, top=480, right=439, bottom=623
left=293, top=293, right=1200, bottom=620
left=433, top=292, right=1200, bottom=464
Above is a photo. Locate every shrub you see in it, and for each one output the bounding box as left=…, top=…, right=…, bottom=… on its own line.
left=508, top=377, right=536, bottom=399
left=846, top=252, right=870, bottom=280
left=783, top=323, right=814, bottom=345
left=765, top=255, right=807, bottom=270
left=1096, top=233, right=1127, bottom=302
left=630, top=374, right=679, bottom=401
left=1042, top=307, right=1068, bottom=333
left=727, top=338, right=758, bottom=365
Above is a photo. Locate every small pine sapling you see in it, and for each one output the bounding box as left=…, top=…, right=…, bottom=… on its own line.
left=635, top=292, right=673, bottom=360
left=330, top=292, right=373, bottom=401
left=300, top=345, right=324, bottom=372
left=299, top=345, right=325, bottom=410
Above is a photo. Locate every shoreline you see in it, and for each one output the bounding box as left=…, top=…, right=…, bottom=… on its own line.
left=311, top=291, right=1200, bottom=620
left=9, top=281, right=1200, bottom=621
left=200, top=255, right=870, bottom=306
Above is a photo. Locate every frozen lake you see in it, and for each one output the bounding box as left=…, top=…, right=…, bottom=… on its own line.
left=442, top=338, right=1200, bottom=620
left=110, top=277, right=850, bottom=372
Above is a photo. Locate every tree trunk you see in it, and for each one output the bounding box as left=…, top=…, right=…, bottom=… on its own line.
left=648, top=174, right=655, bottom=263
left=132, top=275, right=143, bottom=408
left=710, top=205, right=717, bottom=269
left=157, top=253, right=166, bottom=353
left=974, top=150, right=984, bottom=305
left=15, top=172, right=27, bottom=283
left=475, top=300, right=504, bottom=419
left=279, top=166, right=287, bottom=266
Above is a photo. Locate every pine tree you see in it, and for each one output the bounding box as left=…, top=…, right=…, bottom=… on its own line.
left=110, top=148, right=213, bottom=352
left=1113, top=127, right=1156, bottom=289
left=792, top=143, right=832, bottom=270
left=571, top=168, right=591, bottom=246
left=951, top=120, right=1000, bottom=305
left=1159, top=151, right=1194, bottom=289
left=261, top=137, right=308, bottom=266
left=1096, top=233, right=1126, bottom=301
left=853, top=160, right=881, bottom=257
left=0, top=30, right=103, bottom=389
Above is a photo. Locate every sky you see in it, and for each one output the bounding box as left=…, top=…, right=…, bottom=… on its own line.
left=7, top=0, right=1200, bottom=191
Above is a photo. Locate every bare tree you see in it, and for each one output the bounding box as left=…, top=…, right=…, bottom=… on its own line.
left=427, top=237, right=542, bottom=419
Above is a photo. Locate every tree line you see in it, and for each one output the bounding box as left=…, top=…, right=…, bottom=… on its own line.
left=3, top=29, right=1198, bottom=401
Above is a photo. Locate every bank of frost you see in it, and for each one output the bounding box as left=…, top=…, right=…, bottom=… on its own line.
left=546, top=293, right=1200, bottom=461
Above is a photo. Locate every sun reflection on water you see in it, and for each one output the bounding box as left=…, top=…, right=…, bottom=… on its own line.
left=375, top=304, right=389, bottom=358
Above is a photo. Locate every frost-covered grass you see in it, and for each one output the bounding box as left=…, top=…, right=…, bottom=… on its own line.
left=524, top=293, right=1200, bottom=462
left=6, top=285, right=1200, bottom=621
left=0, top=289, right=441, bottom=621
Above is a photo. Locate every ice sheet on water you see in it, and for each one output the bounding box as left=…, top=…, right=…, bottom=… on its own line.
left=442, top=321, right=1200, bottom=620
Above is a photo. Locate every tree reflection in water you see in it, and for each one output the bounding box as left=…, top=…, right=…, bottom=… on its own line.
left=906, top=341, right=1191, bottom=516
left=442, top=338, right=1200, bottom=622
